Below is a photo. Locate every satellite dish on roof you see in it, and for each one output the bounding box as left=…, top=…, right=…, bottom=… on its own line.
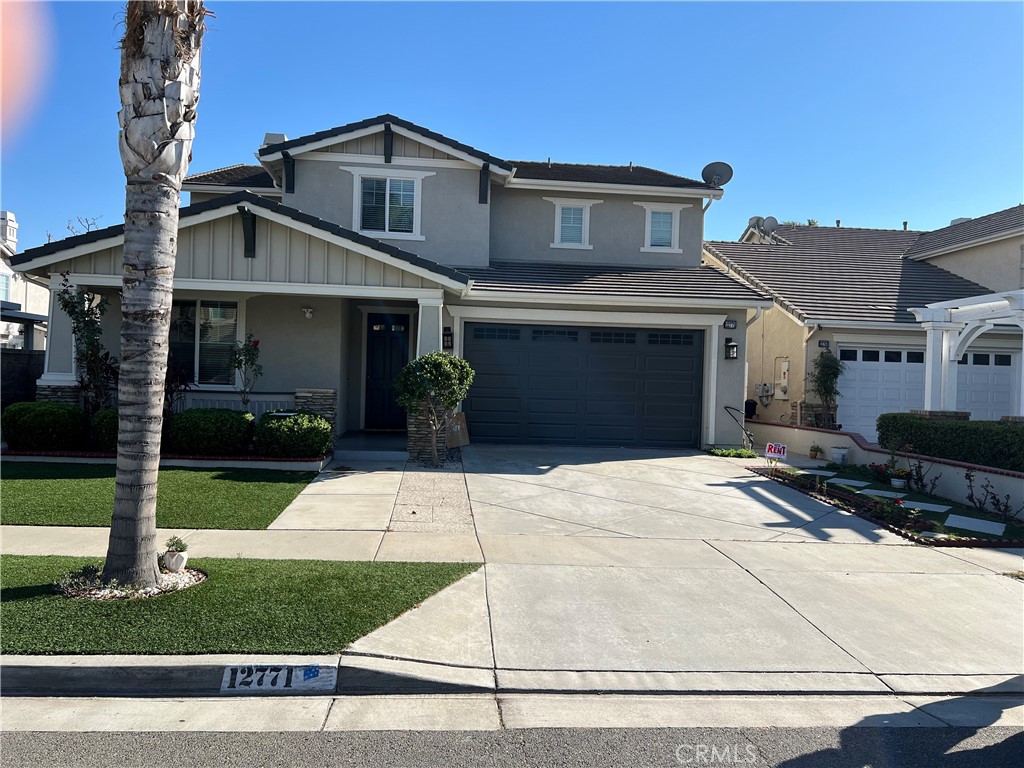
left=748, top=216, right=764, bottom=230
left=762, top=216, right=779, bottom=235
left=702, top=161, right=734, bottom=187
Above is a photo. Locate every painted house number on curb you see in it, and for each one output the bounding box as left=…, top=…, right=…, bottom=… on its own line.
left=220, top=664, right=337, bottom=694
left=765, top=442, right=787, bottom=460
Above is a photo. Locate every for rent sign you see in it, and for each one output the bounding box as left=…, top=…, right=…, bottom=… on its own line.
left=765, top=442, right=787, bottom=461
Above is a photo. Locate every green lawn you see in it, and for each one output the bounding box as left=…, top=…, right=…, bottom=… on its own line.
left=0, top=555, right=479, bottom=655
left=0, top=463, right=314, bottom=529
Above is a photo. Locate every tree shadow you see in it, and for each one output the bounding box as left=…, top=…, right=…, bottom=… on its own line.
left=0, top=583, right=55, bottom=603
left=777, top=676, right=1024, bottom=767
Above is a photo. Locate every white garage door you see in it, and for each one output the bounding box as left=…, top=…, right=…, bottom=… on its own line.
left=836, top=346, right=1019, bottom=442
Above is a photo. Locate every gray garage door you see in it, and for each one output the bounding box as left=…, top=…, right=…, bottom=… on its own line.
left=463, top=323, right=703, bottom=447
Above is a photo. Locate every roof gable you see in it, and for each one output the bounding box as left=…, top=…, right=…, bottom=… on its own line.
left=12, top=191, right=470, bottom=288
left=184, top=164, right=276, bottom=189
left=257, top=114, right=514, bottom=171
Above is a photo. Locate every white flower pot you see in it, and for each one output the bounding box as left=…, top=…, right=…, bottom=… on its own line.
left=164, top=550, right=188, bottom=573
left=890, top=478, right=907, bottom=489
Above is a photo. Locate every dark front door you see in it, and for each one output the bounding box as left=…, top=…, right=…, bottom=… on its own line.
left=365, top=312, right=410, bottom=429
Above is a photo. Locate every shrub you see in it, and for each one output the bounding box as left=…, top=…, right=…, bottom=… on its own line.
left=1, top=402, right=87, bottom=451
left=255, top=411, right=334, bottom=458
left=876, top=413, right=1024, bottom=473
left=708, top=448, right=758, bottom=458
left=91, top=407, right=119, bottom=452
left=167, top=408, right=254, bottom=456
left=394, top=352, right=475, bottom=466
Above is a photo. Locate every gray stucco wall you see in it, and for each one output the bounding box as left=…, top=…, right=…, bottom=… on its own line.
left=489, top=186, right=705, bottom=268
left=284, top=160, right=490, bottom=268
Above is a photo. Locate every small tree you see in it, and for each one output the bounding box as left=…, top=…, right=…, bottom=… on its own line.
left=229, top=333, right=263, bottom=410
left=55, top=272, right=119, bottom=417
left=807, top=350, right=846, bottom=429
left=394, top=352, right=475, bottom=466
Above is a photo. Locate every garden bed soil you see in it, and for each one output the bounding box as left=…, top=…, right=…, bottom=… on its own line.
left=750, top=466, right=1024, bottom=548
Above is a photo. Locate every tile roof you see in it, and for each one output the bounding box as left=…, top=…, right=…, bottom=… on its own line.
left=257, top=114, right=514, bottom=171
left=184, top=164, right=276, bottom=188
left=462, top=261, right=767, bottom=303
left=12, top=192, right=470, bottom=286
left=704, top=239, right=991, bottom=324
left=510, top=162, right=714, bottom=189
left=903, top=204, right=1024, bottom=258
left=770, top=224, right=924, bottom=255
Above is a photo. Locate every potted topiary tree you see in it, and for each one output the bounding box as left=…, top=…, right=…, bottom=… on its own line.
left=394, top=351, right=475, bottom=467
left=807, top=350, right=846, bottom=430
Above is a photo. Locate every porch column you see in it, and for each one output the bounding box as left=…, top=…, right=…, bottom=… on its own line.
left=940, top=325, right=961, bottom=412
left=921, top=321, right=958, bottom=411
left=38, top=279, right=75, bottom=382
left=416, top=297, right=443, bottom=356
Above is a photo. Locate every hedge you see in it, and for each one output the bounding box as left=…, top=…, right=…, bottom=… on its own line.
left=91, top=407, right=119, bottom=452
left=1, top=402, right=87, bottom=451
left=255, top=411, right=333, bottom=458
left=167, top=408, right=254, bottom=456
left=876, top=413, right=1024, bottom=473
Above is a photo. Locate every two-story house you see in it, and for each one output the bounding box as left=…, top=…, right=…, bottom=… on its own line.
left=12, top=115, right=770, bottom=449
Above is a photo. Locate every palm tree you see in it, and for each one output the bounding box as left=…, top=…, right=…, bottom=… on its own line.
left=102, top=0, right=206, bottom=586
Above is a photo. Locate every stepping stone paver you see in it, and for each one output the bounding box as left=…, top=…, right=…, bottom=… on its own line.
left=796, top=470, right=837, bottom=477
left=859, top=489, right=907, bottom=499
left=830, top=478, right=871, bottom=488
left=943, top=514, right=1006, bottom=537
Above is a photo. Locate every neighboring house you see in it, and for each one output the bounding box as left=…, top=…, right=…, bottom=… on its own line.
left=0, top=211, right=48, bottom=350
left=703, top=205, right=1024, bottom=442
left=12, top=114, right=770, bottom=449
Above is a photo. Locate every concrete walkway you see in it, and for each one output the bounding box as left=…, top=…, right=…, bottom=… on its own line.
left=2, top=444, right=1022, bottom=721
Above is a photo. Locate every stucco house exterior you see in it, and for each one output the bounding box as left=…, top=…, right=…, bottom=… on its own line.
left=703, top=205, right=1024, bottom=442
left=12, top=114, right=770, bottom=449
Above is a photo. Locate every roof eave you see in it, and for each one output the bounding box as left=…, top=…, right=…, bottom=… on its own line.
left=461, top=289, right=769, bottom=309
left=904, top=227, right=1024, bottom=261
left=505, top=177, right=722, bottom=199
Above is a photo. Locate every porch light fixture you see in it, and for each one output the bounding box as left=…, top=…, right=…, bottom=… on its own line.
left=442, top=326, right=454, bottom=350
left=724, top=337, right=739, bottom=360
left=301, top=307, right=314, bottom=320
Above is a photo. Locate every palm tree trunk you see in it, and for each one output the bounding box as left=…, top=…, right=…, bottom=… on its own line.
left=103, top=0, right=205, bottom=586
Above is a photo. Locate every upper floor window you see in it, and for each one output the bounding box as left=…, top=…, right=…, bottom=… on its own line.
left=634, top=202, right=692, bottom=254
left=341, top=166, right=434, bottom=241
left=0, top=274, right=9, bottom=303
left=544, top=197, right=602, bottom=250
left=169, top=299, right=238, bottom=386
left=361, top=178, right=415, bottom=234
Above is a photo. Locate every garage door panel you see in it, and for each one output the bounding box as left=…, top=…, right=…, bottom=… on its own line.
left=528, top=398, right=579, bottom=415
left=463, top=322, right=703, bottom=448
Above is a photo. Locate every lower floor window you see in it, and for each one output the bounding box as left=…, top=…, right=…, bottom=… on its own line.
left=169, top=300, right=238, bottom=385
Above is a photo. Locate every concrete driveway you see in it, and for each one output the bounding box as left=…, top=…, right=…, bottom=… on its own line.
left=342, top=444, right=1024, bottom=719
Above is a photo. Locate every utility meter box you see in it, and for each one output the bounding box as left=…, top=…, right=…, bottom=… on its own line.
left=774, top=358, right=790, bottom=400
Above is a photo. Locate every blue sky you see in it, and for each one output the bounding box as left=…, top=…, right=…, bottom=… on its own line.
left=3, top=1, right=1022, bottom=249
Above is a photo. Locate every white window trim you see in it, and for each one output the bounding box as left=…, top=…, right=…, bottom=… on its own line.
left=341, top=166, right=435, bottom=241
left=544, top=197, right=602, bottom=250
left=634, top=202, right=692, bottom=254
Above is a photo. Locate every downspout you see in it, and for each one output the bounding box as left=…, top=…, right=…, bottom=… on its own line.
left=1019, top=243, right=1023, bottom=289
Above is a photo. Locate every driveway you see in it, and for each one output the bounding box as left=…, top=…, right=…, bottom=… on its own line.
left=342, top=443, right=1024, bottom=717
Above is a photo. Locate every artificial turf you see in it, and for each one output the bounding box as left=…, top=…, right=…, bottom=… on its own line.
left=0, top=463, right=314, bottom=529
left=0, top=555, right=479, bottom=655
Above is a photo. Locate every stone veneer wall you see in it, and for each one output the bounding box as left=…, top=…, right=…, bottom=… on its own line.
left=407, top=410, right=448, bottom=463
left=294, top=388, right=336, bottom=430
left=35, top=384, right=82, bottom=406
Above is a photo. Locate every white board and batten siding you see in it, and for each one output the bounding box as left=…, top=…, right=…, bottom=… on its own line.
left=836, top=344, right=1020, bottom=443
left=49, top=216, right=441, bottom=292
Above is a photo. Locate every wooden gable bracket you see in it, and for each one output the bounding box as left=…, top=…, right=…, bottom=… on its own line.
left=237, top=206, right=256, bottom=258
left=282, top=151, right=295, bottom=193
left=479, top=163, right=489, bottom=204
left=383, top=123, right=393, bottom=164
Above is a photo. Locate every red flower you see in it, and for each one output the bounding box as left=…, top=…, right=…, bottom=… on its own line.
left=251, top=339, right=260, bottom=348
left=895, top=499, right=904, bottom=506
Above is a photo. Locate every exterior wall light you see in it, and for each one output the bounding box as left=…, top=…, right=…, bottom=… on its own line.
left=442, top=326, right=454, bottom=350
left=724, top=337, right=739, bottom=360
left=301, top=307, right=314, bottom=320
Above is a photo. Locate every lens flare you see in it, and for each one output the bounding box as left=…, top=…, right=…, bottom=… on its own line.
left=1, top=0, right=54, bottom=145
